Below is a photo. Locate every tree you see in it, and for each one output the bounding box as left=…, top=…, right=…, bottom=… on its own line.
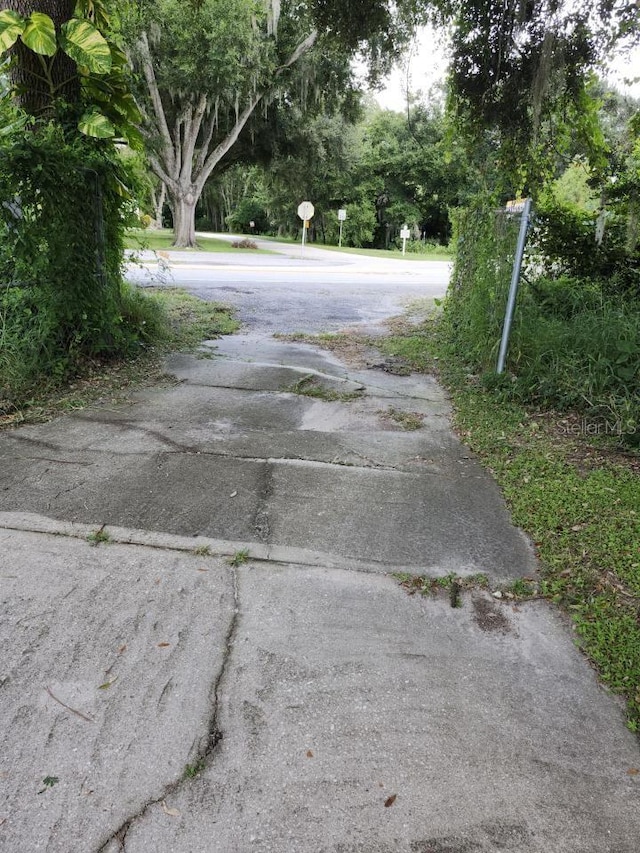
left=439, top=0, right=640, bottom=194
left=122, top=0, right=422, bottom=246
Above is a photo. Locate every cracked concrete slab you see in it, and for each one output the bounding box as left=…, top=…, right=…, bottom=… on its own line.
left=0, top=342, right=534, bottom=577
left=111, top=565, right=640, bottom=853
left=2, top=320, right=637, bottom=853
left=0, top=527, right=236, bottom=852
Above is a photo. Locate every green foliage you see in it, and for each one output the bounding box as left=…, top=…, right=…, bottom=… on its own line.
left=444, top=197, right=639, bottom=443
left=213, top=100, right=469, bottom=247
left=530, top=198, right=638, bottom=294
left=226, top=197, right=269, bottom=235
left=0, top=121, right=150, bottom=405
left=443, top=1, right=636, bottom=192
left=0, top=1, right=140, bottom=142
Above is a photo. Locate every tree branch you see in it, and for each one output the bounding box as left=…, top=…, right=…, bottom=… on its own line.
left=182, top=94, right=208, bottom=183
left=138, top=31, right=175, bottom=175
left=195, top=112, right=217, bottom=176
left=148, top=153, right=177, bottom=195
left=198, top=30, right=318, bottom=190
left=276, top=28, right=318, bottom=76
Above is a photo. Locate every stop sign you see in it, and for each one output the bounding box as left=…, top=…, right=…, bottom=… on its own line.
left=297, top=201, right=315, bottom=220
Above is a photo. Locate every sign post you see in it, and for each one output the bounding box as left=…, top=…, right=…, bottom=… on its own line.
left=297, top=201, right=315, bottom=250
left=338, top=208, right=347, bottom=248
left=400, top=224, right=411, bottom=256
left=497, top=198, right=532, bottom=374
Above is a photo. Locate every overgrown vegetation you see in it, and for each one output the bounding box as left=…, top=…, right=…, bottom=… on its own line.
left=446, top=206, right=639, bottom=444
left=0, top=286, right=237, bottom=428
left=379, top=313, right=640, bottom=731
left=0, top=124, right=155, bottom=406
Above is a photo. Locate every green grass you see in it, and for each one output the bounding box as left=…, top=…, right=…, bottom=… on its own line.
left=227, top=548, right=250, bottom=567
left=146, top=287, right=239, bottom=348
left=383, top=315, right=640, bottom=731
left=125, top=228, right=269, bottom=253
left=316, top=244, right=453, bottom=262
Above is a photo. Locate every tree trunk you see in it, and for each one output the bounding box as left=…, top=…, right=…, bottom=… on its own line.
left=151, top=182, right=166, bottom=229
left=4, top=0, right=79, bottom=115
left=171, top=189, right=198, bottom=248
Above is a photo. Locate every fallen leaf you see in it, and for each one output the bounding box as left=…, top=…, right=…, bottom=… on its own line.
left=306, top=750, right=314, bottom=758
left=162, top=800, right=181, bottom=817
left=628, top=768, right=639, bottom=776
left=117, top=645, right=127, bottom=655
left=157, top=642, right=171, bottom=648
left=98, top=677, right=118, bottom=690
left=197, top=568, right=209, bottom=573
left=384, top=794, right=397, bottom=808
left=230, top=490, right=238, bottom=498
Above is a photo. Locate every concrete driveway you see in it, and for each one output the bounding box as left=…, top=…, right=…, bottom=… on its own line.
left=0, top=247, right=638, bottom=852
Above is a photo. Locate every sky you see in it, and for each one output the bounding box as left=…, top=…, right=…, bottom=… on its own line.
left=374, top=25, right=640, bottom=111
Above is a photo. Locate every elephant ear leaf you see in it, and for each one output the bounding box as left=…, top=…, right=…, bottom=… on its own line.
left=61, top=19, right=111, bottom=74
left=78, top=108, right=115, bottom=138
left=21, top=12, right=57, bottom=56
left=0, top=10, right=26, bottom=53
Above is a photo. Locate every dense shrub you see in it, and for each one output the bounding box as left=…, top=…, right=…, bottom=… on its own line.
left=0, top=122, right=157, bottom=404
left=444, top=199, right=639, bottom=441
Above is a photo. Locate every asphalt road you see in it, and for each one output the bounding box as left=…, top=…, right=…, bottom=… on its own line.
left=125, top=236, right=452, bottom=333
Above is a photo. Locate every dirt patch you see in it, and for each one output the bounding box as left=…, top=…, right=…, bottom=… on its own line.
left=276, top=330, right=385, bottom=370
left=472, top=594, right=512, bottom=633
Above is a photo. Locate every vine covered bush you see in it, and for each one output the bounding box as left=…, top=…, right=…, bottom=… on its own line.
left=0, top=122, right=158, bottom=407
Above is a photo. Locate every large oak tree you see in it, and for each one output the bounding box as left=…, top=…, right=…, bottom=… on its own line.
left=123, top=0, right=422, bottom=246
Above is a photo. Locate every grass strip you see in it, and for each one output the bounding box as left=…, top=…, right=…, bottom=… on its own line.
left=124, top=228, right=268, bottom=253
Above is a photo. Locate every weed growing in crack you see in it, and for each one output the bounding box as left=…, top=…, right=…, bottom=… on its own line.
left=87, top=525, right=110, bottom=546
left=395, top=572, right=489, bottom=605
left=193, top=545, right=212, bottom=557
left=183, top=759, right=206, bottom=779
left=381, top=407, right=425, bottom=430
left=228, top=548, right=250, bottom=567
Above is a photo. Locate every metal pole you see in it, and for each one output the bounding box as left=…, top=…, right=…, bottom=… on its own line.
left=497, top=198, right=532, bottom=374
left=339, top=220, right=343, bottom=248
left=301, top=220, right=307, bottom=250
